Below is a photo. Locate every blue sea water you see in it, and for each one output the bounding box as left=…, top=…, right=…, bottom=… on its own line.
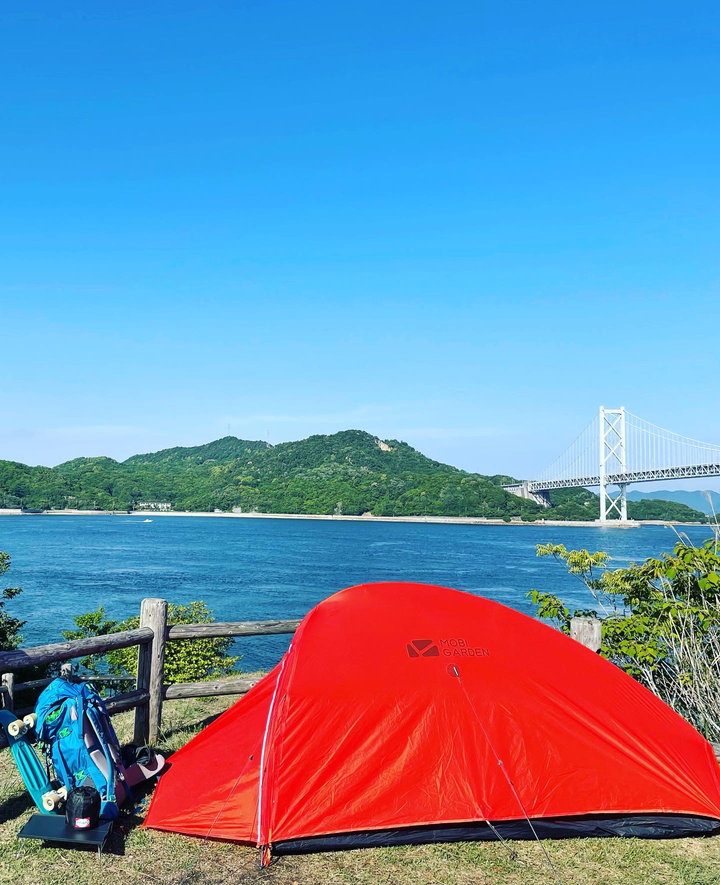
left=0, top=516, right=714, bottom=671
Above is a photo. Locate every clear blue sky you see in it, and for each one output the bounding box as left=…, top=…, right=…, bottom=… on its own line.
left=2, top=1, right=719, bottom=484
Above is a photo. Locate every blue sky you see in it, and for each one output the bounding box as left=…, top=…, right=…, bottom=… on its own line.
left=2, top=1, right=719, bottom=486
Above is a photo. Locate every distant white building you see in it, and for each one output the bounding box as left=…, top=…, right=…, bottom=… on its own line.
left=137, top=502, right=172, bottom=512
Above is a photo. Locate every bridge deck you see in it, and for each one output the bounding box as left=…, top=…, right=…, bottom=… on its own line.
left=524, top=463, right=720, bottom=492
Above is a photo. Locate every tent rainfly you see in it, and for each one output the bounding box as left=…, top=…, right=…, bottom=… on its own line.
left=144, top=582, right=720, bottom=861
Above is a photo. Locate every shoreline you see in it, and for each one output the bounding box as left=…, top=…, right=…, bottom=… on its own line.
left=0, top=508, right=708, bottom=528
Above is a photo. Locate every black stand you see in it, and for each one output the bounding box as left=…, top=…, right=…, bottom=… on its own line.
left=18, top=814, right=113, bottom=855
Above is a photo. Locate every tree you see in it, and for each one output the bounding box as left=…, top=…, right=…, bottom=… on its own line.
left=0, top=551, right=24, bottom=651
left=63, top=601, right=240, bottom=683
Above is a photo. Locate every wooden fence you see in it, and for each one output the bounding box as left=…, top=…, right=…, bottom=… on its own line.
left=3, top=607, right=718, bottom=765
left=0, top=605, right=604, bottom=747
left=0, top=597, right=300, bottom=745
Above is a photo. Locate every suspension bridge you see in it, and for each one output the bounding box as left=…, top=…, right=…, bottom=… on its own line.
left=504, top=407, right=720, bottom=522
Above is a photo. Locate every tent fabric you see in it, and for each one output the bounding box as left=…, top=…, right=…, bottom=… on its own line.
left=144, top=582, right=720, bottom=851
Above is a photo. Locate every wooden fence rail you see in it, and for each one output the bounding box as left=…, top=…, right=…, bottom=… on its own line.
left=163, top=677, right=261, bottom=700
left=0, top=628, right=153, bottom=671
left=15, top=674, right=130, bottom=693
left=166, top=619, right=302, bottom=640
left=0, top=598, right=301, bottom=745
left=0, top=598, right=604, bottom=747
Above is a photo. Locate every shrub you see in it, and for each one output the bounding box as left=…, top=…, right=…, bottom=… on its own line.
left=0, top=551, right=24, bottom=651
left=63, top=601, right=240, bottom=684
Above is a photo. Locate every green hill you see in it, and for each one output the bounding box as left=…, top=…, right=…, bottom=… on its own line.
left=120, top=430, right=530, bottom=517
left=544, top=487, right=707, bottom=523
left=0, top=431, right=708, bottom=522
left=628, top=488, right=720, bottom=517
left=627, top=498, right=707, bottom=523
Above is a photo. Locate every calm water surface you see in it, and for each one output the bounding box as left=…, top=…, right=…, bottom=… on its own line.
left=0, top=516, right=714, bottom=671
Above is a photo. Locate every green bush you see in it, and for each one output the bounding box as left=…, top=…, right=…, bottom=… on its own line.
left=63, top=601, right=240, bottom=684
left=0, top=551, right=24, bottom=651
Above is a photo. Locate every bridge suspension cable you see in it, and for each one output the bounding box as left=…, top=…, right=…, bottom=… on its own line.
left=624, top=411, right=720, bottom=474
left=534, top=415, right=599, bottom=486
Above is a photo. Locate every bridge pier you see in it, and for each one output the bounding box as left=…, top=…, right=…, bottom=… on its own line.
left=599, top=482, right=628, bottom=522
left=599, top=406, right=627, bottom=523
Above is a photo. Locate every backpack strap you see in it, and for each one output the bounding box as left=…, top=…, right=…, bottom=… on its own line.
left=84, top=698, right=117, bottom=803
left=74, top=685, right=112, bottom=796
left=37, top=697, right=75, bottom=788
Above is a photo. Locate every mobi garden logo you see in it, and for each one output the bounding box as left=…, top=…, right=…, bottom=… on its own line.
left=406, top=639, right=440, bottom=658
left=406, top=638, right=489, bottom=658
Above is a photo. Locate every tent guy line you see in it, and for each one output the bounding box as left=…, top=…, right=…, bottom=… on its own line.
left=452, top=666, right=562, bottom=882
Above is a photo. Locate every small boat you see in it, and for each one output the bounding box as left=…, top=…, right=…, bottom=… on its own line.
left=142, top=519, right=153, bottom=523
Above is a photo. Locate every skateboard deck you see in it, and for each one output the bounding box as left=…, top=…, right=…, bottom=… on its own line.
left=123, top=752, right=165, bottom=787
left=0, top=710, right=66, bottom=814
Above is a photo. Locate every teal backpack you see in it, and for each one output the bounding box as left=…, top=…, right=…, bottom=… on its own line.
left=35, top=678, right=129, bottom=819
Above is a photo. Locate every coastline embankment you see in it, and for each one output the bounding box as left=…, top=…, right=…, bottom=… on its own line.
left=0, top=508, right=690, bottom=527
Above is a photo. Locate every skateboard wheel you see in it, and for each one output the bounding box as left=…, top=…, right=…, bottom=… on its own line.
left=42, top=790, right=64, bottom=811
left=7, top=719, right=26, bottom=737
left=23, top=713, right=37, bottom=730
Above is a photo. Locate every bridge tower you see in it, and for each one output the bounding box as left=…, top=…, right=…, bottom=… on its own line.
left=599, top=406, right=628, bottom=522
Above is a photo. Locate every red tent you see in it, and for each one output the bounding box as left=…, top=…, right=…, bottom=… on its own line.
left=144, top=582, right=720, bottom=857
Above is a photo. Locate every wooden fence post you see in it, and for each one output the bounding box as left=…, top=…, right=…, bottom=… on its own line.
left=570, top=616, right=602, bottom=652
left=134, top=598, right=168, bottom=745
left=1, top=673, right=14, bottom=709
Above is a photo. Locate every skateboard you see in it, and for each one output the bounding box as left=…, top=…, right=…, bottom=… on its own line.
left=123, top=752, right=165, bottom=787
left=0, top=710, right=67, bottom=813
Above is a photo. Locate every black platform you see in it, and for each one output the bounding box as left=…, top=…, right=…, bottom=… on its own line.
left=18, top=814, right=113, bottom=852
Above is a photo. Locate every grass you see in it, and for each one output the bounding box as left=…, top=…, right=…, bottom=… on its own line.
left=2, top=691, right=720, bottom=885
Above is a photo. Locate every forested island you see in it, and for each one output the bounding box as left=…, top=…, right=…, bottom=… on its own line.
left=0, top=430, right=708, bottom=522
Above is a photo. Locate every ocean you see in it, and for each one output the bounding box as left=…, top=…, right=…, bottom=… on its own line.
left=0, top=515, right=714, bottom=671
